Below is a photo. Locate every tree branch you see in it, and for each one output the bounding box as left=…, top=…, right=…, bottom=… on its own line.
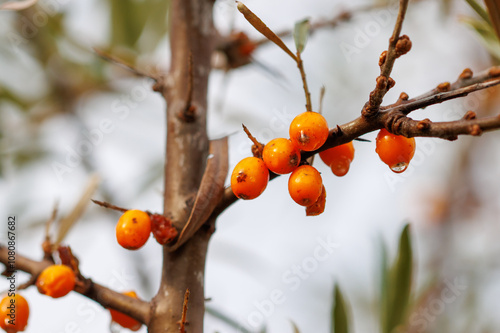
left=213, top=66, right=500, bottom=216
left=0, top=245, right=151, bottom=325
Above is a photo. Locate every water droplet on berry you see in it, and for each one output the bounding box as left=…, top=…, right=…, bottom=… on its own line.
left=390, top=162, right=408, bottom=173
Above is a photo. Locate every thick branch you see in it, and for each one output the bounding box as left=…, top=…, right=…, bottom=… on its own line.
left=0, top=245, right=151, bottom=325
left=153, top=0, right=216, bottom=332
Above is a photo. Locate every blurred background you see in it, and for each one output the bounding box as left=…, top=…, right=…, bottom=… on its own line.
left=1, top=0, right=500, bottom=332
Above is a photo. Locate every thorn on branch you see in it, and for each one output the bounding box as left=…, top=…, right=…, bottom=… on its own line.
left=91, top=199, right=128, bottom=213
left=178, top=52, right=196, bottom=123
left=459, top=68, right=473, bottom=80
left=179, top=289, right=190, bottom=333
left=242, top=124, right=264, bottom=158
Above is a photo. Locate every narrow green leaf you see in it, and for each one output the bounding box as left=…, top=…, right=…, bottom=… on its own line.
left=205, top=306, right=253, bottom=333
left=379, top=236, right=390, bottom=333
left=462, top=17, right=500, bottom=60
left=382, top=223, right=413, bottom=333
left=293, top=19, right=310, bottom=54
left=331, top=284, right=350, bottom=333
left=465, top=0, right=492, bottom=24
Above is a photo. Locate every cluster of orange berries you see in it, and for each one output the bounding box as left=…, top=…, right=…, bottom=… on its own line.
left=231, top=111, right=417, bottom=214
left=115, top=209, right=178, bottom=250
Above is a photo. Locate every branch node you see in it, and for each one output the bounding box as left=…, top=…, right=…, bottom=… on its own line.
left=379, top=50, right=388, bottom=67
left=459, top=68, right=473, bottom=80
left=469, top=124, right=482, bottom=136
left=376, top=76, right=388, bottom=90
left=462, top=110, right=476, bottom=120
left=437, top=82, right=451, bottom=92
left=394, top=34, right=412, bottom=57
left=399, top=92, right=409, bottom=101
left=388, top=77, right=396, bottom=90
left=488, top=66, right=500, bottom=77
left=417, top=118, right=432, bottom=131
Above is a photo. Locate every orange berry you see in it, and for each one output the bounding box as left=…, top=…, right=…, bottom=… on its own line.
left=375, top=128, right=416, bottom=173
left=0, top=293, right=29, bottom=332
left=109, top=291, right=142, bottom=331
left=306, top=185, right=326, bottom=216
left=36, top=264, right=76, bottom=298
left=116, top=210, right=152, bottom=250
left=262, top=138, right=301, bottom=174
left=319, top=142, right=355, bottom=177
left=288, top=165, right=323, bottom=206
left=231, top=157, right=269, bottom=200
left=289, top=111, right=329, bottom=151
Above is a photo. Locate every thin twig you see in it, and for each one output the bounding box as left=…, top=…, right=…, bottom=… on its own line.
left=179, top=289, right=190, bottom=333
left=93, top=47, right=159, bottom=81
left=363, top=0, right=410, bottom=117
left=91, top=199, right=128, bottom=213
left=296, top=51, right=312, bottom=111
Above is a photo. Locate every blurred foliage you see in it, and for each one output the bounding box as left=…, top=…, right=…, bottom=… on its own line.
left=331, top=283, right=350, bottom=333
left=0, top=0, right=169, bottom=174
left=463, top=0, right=500, bottom=61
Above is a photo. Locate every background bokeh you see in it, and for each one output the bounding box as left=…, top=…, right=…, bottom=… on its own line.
left=1, top=0, right=499, bottom=332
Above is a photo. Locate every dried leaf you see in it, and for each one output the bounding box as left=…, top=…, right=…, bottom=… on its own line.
left=167, top=137, right=229, bottom=251
left=485, top=0, right=500, bottom=41
left=54, top=174, right=99, bottom=246
left=294, top=18, right=310, bottom=54
left=290, top=320, right=301, bottom=333
left=0, top=0, right=38, bottom=11
left=305, top=185, right=326, bottom=216
left=236, top=1, right=297, bottom=62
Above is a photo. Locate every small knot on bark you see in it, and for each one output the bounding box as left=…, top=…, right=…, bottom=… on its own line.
left=459, top=68, right=473, bottom=80
left=437, top=82, right=451, bottom=92
left=395, top=35, right=412, bottom=58
left=417, top=118, right=432, bottom=131
left=469, top=124, right=482, bottom=136
left=379, top=50, right=387, bottom=67
left=388, top=77, right=396, bottom=90
left=488, top=66, right=500, bottom=77
left=376, top=76, right=388, bottom=90
left=462, top=110, right=476, bottom=120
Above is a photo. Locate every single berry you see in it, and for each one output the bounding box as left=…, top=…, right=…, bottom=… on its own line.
left=375, top=128, right=416, bottom=173
left=289, top=111, right=329, bottom=151
left=108, top=291, right=142, bottom=331
left=231, top=157, right=269, bottom=200
left=0, top=293, right=29, bottom=332
left=150, top=213, right=178, bottom=245
left=288, top=165, right=323, bottom=206
left=319, top=141, right=355, bottom=177
left=36, top=264, right=76, bottom=298
left=305, top=185, right=326, bottom=216
left=116, top=210, right=152, bottom=250
left=262, top=138, right=301, bottom=174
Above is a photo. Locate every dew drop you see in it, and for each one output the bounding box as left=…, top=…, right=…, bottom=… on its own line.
left=390, top=162, right=408, bottom=173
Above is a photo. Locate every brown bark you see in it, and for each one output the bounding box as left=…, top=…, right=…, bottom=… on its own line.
left=151, top=0, right=216, bottom=331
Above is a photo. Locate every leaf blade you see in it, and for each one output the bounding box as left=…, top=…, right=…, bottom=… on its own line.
left=294, top=19, right=310, bottom=54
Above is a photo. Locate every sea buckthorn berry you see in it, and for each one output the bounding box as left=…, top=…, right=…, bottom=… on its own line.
left=319, top=142, right=355, bottom=177
left=375, top=128, right=416, bottom=173
left=262, top=138, right=301, bottom=174
left=0, top=293, right=29, bottom=332
left=109, top=291, right=142, bottom=331
left=116, top=210, right=152, bottom=250
left=306, top=185, right=326, bottom=216
left=288, top=165, right=323, bottom=206
left=231, top=157, right=269, bottom=200
left=289, top=111, right=329, bottom=151
left=36, top=264, right=76, bottom=298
